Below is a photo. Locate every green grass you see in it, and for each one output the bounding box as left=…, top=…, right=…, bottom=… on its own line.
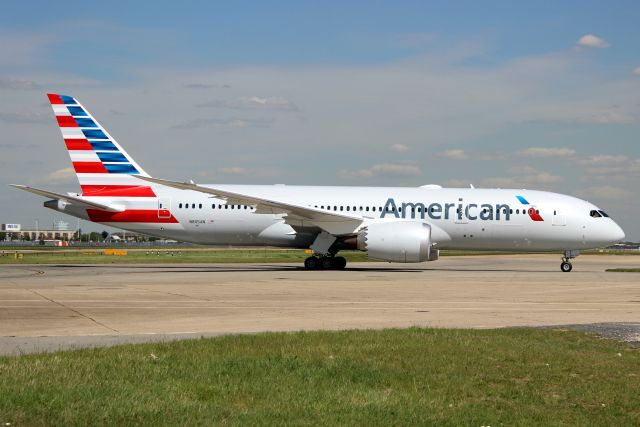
left=0, top=248, right=370, bottom=264
left=1, top=328, right=639, bottom=426
left=606, top=268, right=640, bottom=272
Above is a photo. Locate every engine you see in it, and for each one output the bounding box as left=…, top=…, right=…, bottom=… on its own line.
left=356, top=221, right=436, bottom=263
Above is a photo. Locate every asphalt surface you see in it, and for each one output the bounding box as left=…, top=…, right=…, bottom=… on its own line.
left=0, top=254, right=639, bottom=356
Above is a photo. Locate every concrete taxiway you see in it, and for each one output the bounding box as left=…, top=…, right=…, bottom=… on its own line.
left=0, top=254, right=639, bottom=355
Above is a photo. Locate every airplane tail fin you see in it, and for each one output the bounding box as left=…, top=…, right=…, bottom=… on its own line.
left=47, top=93, right=156, bottom=197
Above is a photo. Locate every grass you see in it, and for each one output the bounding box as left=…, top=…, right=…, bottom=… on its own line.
left=606, top=268, right=640, bottom=272
left=0, top=248, right=370, bottom=265
left=1, top=328, right=639, bottom=426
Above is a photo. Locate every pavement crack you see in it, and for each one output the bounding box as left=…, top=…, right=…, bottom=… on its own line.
left=28, top=289, right=119, bottom=333
left=129, top=285, right=211, bottom=301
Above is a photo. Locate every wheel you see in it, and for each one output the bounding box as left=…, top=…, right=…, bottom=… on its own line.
left=321, top=257, right=334, bottom=270
left=560, top=261, right=572, bottom=272
left=334, top=256, right=347, bottom=269
left=304, top=256, right=319, bottom=270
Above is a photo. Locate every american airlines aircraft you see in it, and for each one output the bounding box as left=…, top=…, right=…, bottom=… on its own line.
left=11, top=94, right=625, bottom=272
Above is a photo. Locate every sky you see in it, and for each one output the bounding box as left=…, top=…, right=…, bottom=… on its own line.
left=1, top=0, right=639, bottom=239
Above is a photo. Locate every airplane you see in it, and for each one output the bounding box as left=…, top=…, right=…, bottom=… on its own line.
left=10, top=94, right=625, bottom=272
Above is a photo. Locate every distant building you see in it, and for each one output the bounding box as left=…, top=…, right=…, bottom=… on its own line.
left=1, top=222, right=78, bottom=241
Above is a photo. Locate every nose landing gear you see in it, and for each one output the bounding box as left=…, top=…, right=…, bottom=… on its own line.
left=560, top=250, right=580, bottom=272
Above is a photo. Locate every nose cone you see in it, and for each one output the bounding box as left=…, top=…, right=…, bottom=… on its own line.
left=611, top=221, right=626, bottom=243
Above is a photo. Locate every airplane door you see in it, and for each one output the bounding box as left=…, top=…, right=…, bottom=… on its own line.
left=158, top=197, right=171, bottom=219
left=552, top=209, right=566, bottom=226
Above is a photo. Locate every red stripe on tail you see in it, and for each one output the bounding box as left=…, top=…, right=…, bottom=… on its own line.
left=73, top=162, right=108, bottom=173
left=65, top=138, right=93, bottom=150
left=47, top=94, right=64, bottom=104
left=56, top=116, right=78, bottom=127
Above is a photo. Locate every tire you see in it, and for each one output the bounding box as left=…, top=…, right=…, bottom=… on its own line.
left=334, top=256, right=347, bottom=269
left=304, top=256, right=319, bottom=270
left=321, top=257, right=334, bottom=270
left=560, top=261, right=572, bottom=272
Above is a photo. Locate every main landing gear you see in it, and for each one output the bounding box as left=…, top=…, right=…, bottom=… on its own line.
left=560, top=249, right=580, bottom=273
left=304, top=255, right=347, bottom=270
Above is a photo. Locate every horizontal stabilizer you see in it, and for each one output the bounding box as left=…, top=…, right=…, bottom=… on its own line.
left=9, top=184, right=125, bottom=212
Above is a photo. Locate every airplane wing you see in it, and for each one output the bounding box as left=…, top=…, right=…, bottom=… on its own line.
left=137, top=176, right=364, bottom=235
left=9, top=184, right=125, bottom=213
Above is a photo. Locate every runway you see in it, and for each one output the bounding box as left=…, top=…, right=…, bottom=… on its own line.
left=1, top=254, right=639, bottom=355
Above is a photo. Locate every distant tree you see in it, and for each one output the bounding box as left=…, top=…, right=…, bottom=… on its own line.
left=0, top=231, right=6, bottom=241
left=23, top=234, right=31, bottom=241
left=101, top=230, right=109, bottom=240
left=89, top=232, right=100, bottom=242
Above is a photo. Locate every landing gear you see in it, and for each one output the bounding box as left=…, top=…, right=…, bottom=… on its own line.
left=560, top=249, right=579, bottom=272
left=303, top=255, right=347, bottom=270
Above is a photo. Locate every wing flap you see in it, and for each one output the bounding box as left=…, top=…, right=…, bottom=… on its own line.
left=10, top=184, right=125, bottom=212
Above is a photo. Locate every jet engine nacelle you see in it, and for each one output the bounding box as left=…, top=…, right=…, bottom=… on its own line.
left=357, top=221, right=433, bottom=263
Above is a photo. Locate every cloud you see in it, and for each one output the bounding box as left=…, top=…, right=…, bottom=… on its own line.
left=184, top=83, right=231, bottom=89
left=481, top=166, right=561, bottom=188
left=200, top=96, right=298, bottom=111
left=0, top=77, right=41, bottom=90
left=390, top=143, right=409, bottom=152
left=577, top=34, right=610, bottom=49
left=578, top=155, right=629, bottom=166
left=519, top=147, right=576, bottom=158
left=171, top=117, right=273, bottom=129
left=219, top=167, right=249, bottom=175
left=575, top=185, right=632, bottom=200
left=39, top=167, right=75, bottom=184
left=438, top=149, right=467, bottom=160
left=339, top=163, right=421, bottom=178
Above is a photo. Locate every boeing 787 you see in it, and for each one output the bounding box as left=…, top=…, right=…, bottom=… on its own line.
left=11, top=94, right=625, bottom=271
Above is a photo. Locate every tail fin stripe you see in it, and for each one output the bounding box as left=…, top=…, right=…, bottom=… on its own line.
left=73, top=162, right=108, bottom=173
left=56, top=116, right=78, bottom=127
left=89, top=140, right=118, bottom=151
left=82, top=129, right=109, bottom=139
left=47, top=94, right=64, bottom=104
left=74, top=118, right=98, bottom=128
left=67, top=106, right=88, bottom=116
left=96, top=152, right=128, bottom=162
left=65, top=138, right=93, bottom=150
left=104, top=164, right=139, bottom=174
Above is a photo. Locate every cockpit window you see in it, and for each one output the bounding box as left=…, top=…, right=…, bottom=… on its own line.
left=598, top=210, right=609, bottom=217
left=590, top=210, right=602, bottom=218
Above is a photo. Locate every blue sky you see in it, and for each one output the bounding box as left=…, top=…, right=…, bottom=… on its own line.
left=1, top=1, right=639, bottom=239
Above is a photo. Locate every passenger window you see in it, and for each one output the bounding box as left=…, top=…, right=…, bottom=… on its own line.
left=366, top=207, right=369, bottom=211
left=346, top=206, right=350, bottom=211
left=340, top=206, right=343, bottom=211
left=199, top=204, right=202, bottom=209
left=179, top=203, right=183, bottom=208
left=191, top=204, right=195, bottom=209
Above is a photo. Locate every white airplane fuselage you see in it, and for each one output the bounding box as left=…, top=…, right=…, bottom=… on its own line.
left=52, top=184, right=624, bottom=252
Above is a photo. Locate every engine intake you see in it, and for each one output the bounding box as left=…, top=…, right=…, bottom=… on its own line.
left=357, top=221, right=433, bottom=263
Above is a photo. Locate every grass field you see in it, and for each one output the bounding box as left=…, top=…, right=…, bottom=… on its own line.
left=1, top=328, right=639, bottom=425
left=0, top=248, right=370, bottom=264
